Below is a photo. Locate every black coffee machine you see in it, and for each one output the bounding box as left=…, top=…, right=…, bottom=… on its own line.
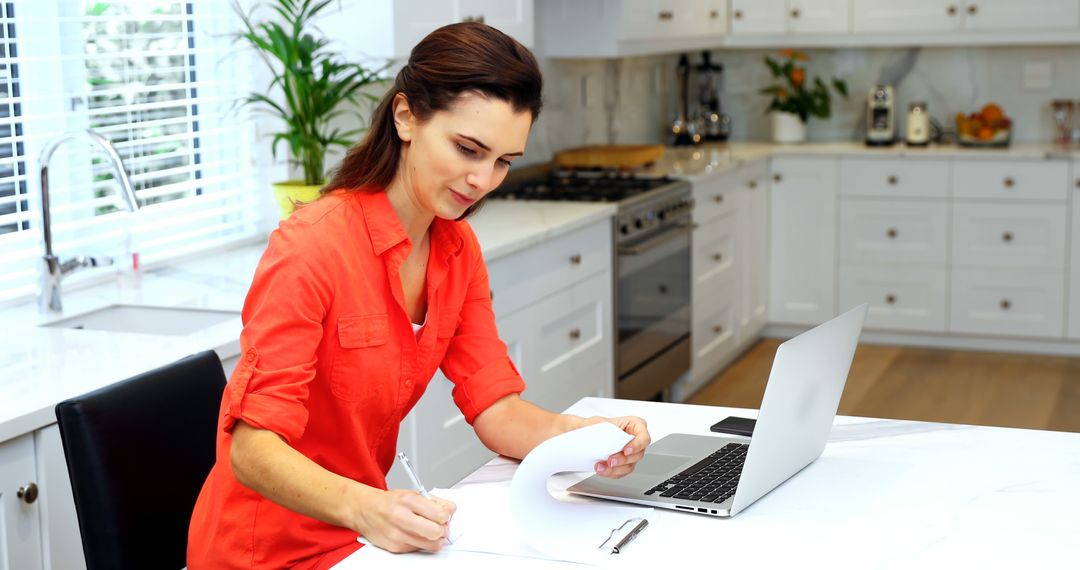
left=695, top=52, right=731, bottom=142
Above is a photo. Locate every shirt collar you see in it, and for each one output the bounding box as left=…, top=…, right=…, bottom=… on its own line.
left=354, top=189, right=465, bottom=260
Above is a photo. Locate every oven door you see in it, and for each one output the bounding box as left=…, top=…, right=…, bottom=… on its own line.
left=615, top=220, right=692, bottom=390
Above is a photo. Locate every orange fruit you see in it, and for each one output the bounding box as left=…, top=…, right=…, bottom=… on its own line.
left=981, top=103, right=1005, bottom=124
left=977, top=126, right=994, bottom=140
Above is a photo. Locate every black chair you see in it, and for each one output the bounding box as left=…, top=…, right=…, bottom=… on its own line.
left=55, top=350, right=226, bottom=570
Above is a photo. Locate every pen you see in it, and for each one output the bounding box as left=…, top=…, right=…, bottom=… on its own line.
left=611, top=518, right=648, bottom=554
left=396, top=452, right=452, bottom=544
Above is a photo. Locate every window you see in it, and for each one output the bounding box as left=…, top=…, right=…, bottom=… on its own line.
left=0, top=1, right=259, bottom=304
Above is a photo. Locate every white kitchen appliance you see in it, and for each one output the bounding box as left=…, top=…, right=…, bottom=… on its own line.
left=906, top=102, right=930, bottom=146
left=866, top=85, right=896, bottom=146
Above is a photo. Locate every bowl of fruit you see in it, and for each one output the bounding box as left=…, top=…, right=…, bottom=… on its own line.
left=956, top=103, right=1012, bottom=147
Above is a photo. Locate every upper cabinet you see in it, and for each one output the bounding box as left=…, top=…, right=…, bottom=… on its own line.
left=321, top=0, right=533, bottom=61
left=731, top=0, right=850, bottom=35
left=853, top=0, right=1080, bottom=34
left=538, top=0, right=728, bottom=58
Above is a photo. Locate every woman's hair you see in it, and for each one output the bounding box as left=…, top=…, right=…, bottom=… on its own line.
left=323, top=22, right=543, bottom=219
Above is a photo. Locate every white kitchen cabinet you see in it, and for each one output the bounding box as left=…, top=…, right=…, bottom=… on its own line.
left=952, top=160, right=1070, bottom=202
left=839, top=263, right=948, bottom=333
left=0, top=433, right=43, bottom=570
left=325, top=0, right=533, bottom=60
left=34, top=425, right=85, bottom=570
left=951, top=268, right=1065, bottom=338
left=840, top=199, right=949, bottom=266
left=739, top=162, right=769, bottom=340
left=854, top=0, right=1079, bottom=34
left=952, top=203, right=1068, bottom=270
left=1069, top=169, right=1080, bottom=340
left=768, top=157, right=838, bottom=325
left=840, top=157, right=950, bottom=199
left=538, top=0, right=727, bottom=58
left=963, top=0, right=1080, bottom=32
left=731, top=0, right=850, bottom=35
left=853, top=0, right=964, bottom=33
left=391, top=218, right=614, bottom=490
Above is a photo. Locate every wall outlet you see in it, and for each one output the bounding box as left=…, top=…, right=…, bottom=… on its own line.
left=581, top=73, right=601, bottom=108
left=1022, top=60, right=1053, bottom=91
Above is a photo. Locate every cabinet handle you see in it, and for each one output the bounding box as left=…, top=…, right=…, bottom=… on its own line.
left=734, top=9, right=743, bottom=20
left=773, top=173, right=783, bottom=183
left=709, top=9, right=720, bottom=19
left=569, top=253, right=582, bottom=265
left=569, top=328, right=581, bottom=341
left=967, top=4, right=978, bottom=15
left=886, top=227, right=898, bottom=239
left=1003, top=176, right=1015, bottom=188
left=713, top=325, right=724, bottom=335
left=713, top=253, right=723, bottom=262
left=885, top=293, right=897, bottom=305
left=713, top=194, right=724, bottom=203
left=748, top=180, right=757, bottom=189
left=887, top=175, right=898, bottom=185
left=462, top=14, right=486, bottom=24
left=1000, top=298, right=1011, bottom=310
left=1002, top=231, right=1013, bottom=242
left=17, top=482, right=39, bottom=504
left=790, top=8, right=801, bottom=18
left=947, top=5, right=958, bottom=16
left=658, top=10, right=674, bottom=20
left=1075, top=179, right=1080, bottom=189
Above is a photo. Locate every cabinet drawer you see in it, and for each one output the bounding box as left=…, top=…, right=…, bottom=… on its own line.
left=488, top=220, right=611, bottom=318
left=839, top=263, right=946, bottom=333
left=840, top=198, right=948, bottom=265
left=691, top=272, right=739, bottom=385
left=952, top=203, right=1067, bottom=269
left=692, top=207, right=738, bottom=285
left=840, top=158, right=949, bottom=198
left=950, top=268, right=1065, bottom=338
left=693, top=169, right=741, bottom=224
left=952, top=160, right=1069, bottom=201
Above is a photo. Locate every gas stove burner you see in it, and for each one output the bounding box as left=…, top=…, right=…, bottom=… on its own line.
left=494, top=169, right=677, bottom=203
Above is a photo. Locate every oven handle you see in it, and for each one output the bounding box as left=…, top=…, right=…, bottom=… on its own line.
left=617, top=222, right=697, bottom=256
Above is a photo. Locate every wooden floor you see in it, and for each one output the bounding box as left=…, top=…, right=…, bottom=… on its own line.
left=688, top=339, right=1080, bottom=433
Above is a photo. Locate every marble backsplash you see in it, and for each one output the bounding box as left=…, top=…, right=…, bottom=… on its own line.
left=521, top=45, right=1080, bottom=167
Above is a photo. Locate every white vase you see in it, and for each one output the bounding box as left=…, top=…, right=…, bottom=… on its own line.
left=771, top=111, right=807, bottom=144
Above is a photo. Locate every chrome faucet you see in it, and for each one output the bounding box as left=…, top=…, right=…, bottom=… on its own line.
left=38, top=130, right=140, bottom=313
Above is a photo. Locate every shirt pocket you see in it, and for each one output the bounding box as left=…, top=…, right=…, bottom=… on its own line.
left=331, top=314, right=394, bottom=402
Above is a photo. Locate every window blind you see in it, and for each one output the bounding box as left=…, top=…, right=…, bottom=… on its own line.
left=0, top=0, right=260, bottom=304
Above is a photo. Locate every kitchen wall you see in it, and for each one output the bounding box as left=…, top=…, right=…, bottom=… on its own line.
left=522, top=45, right=1080, bottom=167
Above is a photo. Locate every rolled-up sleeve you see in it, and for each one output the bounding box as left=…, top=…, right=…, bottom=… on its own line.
left=440, top=235, right=526, bottom=425
left=222, top=220, right=333, bottom=443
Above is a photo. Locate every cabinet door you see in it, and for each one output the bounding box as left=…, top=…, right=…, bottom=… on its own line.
left=459, top=0, right=534, bottom=46
left=951, top=203, right=1067, bottom=270
left=839, top=264, right=947, bottom=333
left=840, top=198, right=949, bottom=265
left=950, top=268, right=1065, bottom=338
left=34, top=426, right=86, bottom=570
left=788, top=0, right=852, bottom=34
left=392, top=1, right=457, bottom=58
left=963, top=0, right=1080, bottom=32
left=1069, top=171, right=1080, bottom=339
left=690, top=271, right=740, bottom=389
left=853, top=0, right=962, bottom=33
left=0, top=434, right=43, bottom=570
left=730, top=0, right=786, bottom=34
left=768, top=157, right=838, bottom=325
left=741, top=167, right=769, bottom=338
left=700, top=0, right=729, bottom=35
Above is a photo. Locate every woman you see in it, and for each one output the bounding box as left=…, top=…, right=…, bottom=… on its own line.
left=187, top=22, right=650, bottom=569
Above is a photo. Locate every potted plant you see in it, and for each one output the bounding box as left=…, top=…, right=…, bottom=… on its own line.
left=759, top=50, right=848, bottom=144
left=235, top=0, right=387, bottom=218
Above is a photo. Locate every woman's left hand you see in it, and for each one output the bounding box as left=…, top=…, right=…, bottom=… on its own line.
left=581, top=416, right=651, bottom=479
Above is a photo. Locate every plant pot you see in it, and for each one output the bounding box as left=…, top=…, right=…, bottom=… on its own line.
left=272, top=181, right=322, bottom=220
left=771, top=111, right=807, bottom=144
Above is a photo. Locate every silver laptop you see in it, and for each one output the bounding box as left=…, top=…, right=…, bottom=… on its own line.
left=568, top=303, right=867, bottom=517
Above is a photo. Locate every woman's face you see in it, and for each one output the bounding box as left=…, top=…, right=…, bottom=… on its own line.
left=394, top=91, right=532, bottom=221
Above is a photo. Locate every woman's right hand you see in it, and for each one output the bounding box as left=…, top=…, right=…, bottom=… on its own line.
left=354, top=489, right=457, bottom=553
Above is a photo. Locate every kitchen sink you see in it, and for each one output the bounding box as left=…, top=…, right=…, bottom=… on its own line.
left=42, top=304, right=240, bottom=336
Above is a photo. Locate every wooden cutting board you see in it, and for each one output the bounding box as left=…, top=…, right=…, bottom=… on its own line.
left=553, top=144, right=665, bottom=170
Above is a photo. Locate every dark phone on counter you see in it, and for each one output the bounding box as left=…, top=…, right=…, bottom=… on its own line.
left=709, top=416, right=756, bottom=437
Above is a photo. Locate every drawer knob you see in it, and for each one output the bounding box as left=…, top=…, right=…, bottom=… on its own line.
left=569, top=328, right=581, bottom=341
left=748, top=180, right=757, bottom=190
left=1002, top=231, right=1013, bottom=243
left=886, top=227, right=898, bottom=239
left=709, top=9, right=720, bottom=19
left=713, top=194, right=724, bottom=203
left=734, top=9, right=743, bottom=19
left=885, top=293, right=897, bottom=305
left=17, top=482, right=38, bottom=504
left=1075, top=178, right=1080, bottom=189
left=1000, top=298, right=1011, bottom=310
left=569, top=253, right=582, bottom=265
left=1003, top=176, right=1015, bottom=188
left=790, top=8, right=800, bottom=18
left=658, top=10, right=674, bottom=20
left=713, top=325, right=724, bottom=335
left=947, top=4, right=958, bottom=15
left=713, top=253, right=723, bottom=262
left=967, top=4, right=978, bottom=15
left=773, top=173, right=783, bottom=183
left=887, top=175, right=898, bottom=185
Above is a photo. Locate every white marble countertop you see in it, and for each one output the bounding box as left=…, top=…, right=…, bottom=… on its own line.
left=339, top=397, right=1080, bottom=569
left=0, top=200, right=616, bottom=444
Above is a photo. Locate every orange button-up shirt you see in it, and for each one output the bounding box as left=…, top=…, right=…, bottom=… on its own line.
left=188, top=189, right=525, bottom=569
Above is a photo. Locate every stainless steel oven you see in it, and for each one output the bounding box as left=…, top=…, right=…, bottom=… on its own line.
left=613, top=188, right=693, bottom=401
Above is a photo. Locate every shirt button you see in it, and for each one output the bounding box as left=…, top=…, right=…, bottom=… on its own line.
left=244, top=350, right=256, bottom=363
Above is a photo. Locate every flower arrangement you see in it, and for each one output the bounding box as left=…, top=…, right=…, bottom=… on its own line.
left=760, top=50, right=848, bottom=123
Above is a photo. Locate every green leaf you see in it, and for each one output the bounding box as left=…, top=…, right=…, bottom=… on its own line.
left=832, top=78, right=849, bottom=98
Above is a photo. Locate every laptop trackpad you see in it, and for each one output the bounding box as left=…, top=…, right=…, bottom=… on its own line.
left=634, top=452, right=693, bottom=479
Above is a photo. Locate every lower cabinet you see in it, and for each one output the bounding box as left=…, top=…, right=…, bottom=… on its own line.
left=1070, top=166, right=1080, bottom=340
left=390, top=218, right=614, bottom=490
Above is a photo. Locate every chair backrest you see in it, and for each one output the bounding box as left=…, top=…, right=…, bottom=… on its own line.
left=55, top=350, right=226, bottom=570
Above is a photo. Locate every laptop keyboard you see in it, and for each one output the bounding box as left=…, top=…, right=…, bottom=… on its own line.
left=644, top=443, right=748, bottom=504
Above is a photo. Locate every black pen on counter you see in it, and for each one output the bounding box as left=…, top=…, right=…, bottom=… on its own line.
left=611, top=518, right=649, bottom=554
